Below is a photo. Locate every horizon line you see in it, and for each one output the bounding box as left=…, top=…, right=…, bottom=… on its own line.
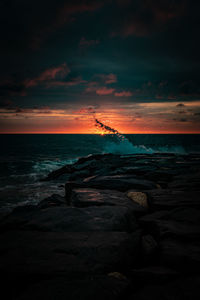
left=1, top=132, right=200, bottom=135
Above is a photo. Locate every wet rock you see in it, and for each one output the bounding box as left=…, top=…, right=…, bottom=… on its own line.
left=69, top=169, right=91, bottom=181
left=41, top=164, right=73, bottom=181
left=168, top=172, right=200, bottom=191
left=109, top=166, right=157, bottom=177
left=128, top=277, right=200, bottom=300
left=70, top=188, right=146, bottom=215
left=37, top=194, right=67, bottom=209
left=141, top=235, right=158, bottom=256
left=130, top=266, right=179, bottom=284
left=159, top=238, right=200, bottom=271
left=65, top=175, right=157, bottom=196
left=107, top=272, right=127, bottom=281
left=15, top=276, right=129, bottom=300
left=0, top=207, right=12, bottom=222
left=0, top=205, right=39, bottom=231
left=147, top=189, right=200, bottom=210
left=8, top=206, right=137, bottom=232
left=0, top=230, right=140, bottom=277
left=145, top=169, right=175, bottom=182
left=140, top=208, right=200, bottom=225
left=139, top=208, right=200, bottom=240
left=16, top=276, right=128, bottom=300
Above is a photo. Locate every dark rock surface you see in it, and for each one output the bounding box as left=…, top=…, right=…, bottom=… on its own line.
left=0, top=231, right=140, bottom=277
left=15, top=276, right=129, bottom=300
left=1, top=153, right=200, bottom=299
left=1, top=205, right=138, bottom=232
left=71, top=188, right=146, bottom=215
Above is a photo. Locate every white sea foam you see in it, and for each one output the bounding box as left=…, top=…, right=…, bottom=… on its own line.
left=103, top=140, right=154, bottom=154
left=32, top=158, right=77, bottom=175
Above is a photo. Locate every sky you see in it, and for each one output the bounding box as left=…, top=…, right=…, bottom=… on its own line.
left=0, top=0, right=200, bottom=133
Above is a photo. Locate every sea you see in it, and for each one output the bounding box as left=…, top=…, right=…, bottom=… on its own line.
left=1, top=134, right=200, bottom=209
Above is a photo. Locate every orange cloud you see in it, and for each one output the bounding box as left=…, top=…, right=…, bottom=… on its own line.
left=24, top=63, right=70, bottom=88
left=96, top=87, right=115, bottom=95
left=114, top=91, right=132, bottom=97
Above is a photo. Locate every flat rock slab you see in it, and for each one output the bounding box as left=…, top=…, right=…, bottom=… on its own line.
left=159, top=238, right=200, bottom=271
left=130, top=266, right=179, bottom=283
left=0, top=230, right=140, bottom=277
left=14, top=276, right=129, bottom=300
left=141, top=219, right=200, bottom=240
left=66, top=175, right=157, bottom=194
left=139, top=208, right=200, bottom=240
left=1, top=206, right=138, bottom=232
left=71, top=188, right=146, bottom=214
left=128, top=277, right=200, bottom=300
left=147, top=190, right=200, bottom=210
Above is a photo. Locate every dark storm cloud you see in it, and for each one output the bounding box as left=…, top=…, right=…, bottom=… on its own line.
left=0, top=0, right=104, bottom=51
left=0, top=0, right=200, bottom=113
left=113, top=0, right=187, bottom=37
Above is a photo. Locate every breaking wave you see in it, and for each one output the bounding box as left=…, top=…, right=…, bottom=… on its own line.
left=95, top=118, right=187, bottom=154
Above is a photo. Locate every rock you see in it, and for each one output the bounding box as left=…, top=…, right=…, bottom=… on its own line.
left=2, top=206, right=138, bottom=232
left=139, top=208, right=200, bottom=225
left=69, top=169, right=91, bottom=181
left=37, top=194, right=67, bottom=209
left=145, top=169, right=175, bottom=182
left=139, top=208, right=200, bottom=240
left=168, top=172, right=200, bottom=191
left=109, top=166, right=157, bottom=177
left=71, top=188, right=131, bottom=207
left=159, top=238, right=200, bottom=271
left=0, top=230, right=140, bottom=277
left=128, top=277, right=200, bottom=300
left=141, top=235, right=158, bottom=256
left=130, top=266, right=179, bottom=283
left=65, top=175, right=157, bottom=197
left=0, top=205, right=39, bottom=231
left=70, top=188, right=146, bottom=215
left=147, top=189, right=200, bottom=211
left=127, top=192, right=148, bottom=209
left=0, top=207, right=12, bottom=222
left=14, top=276, right=129, bottom=300
left=107, top=272, right=127, bottom=281
left=41, top=164, right=73, bottom=181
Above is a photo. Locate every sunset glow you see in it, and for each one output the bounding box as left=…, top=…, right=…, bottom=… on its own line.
left=0, top=1, right=200, bottom=134
left=1, top=101, right=200, bottom=134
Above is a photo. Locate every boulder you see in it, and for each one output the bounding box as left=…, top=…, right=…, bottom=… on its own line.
left=1, top=206, right=138, bottom=232
left=65, top=175, right=157, bottom=197
left=147, top=190, right=200, bottom=211
left=128, top=277, right=200, bottom=300
left=0, top=230, right=140, bottom=277
left=159, top=238, right=200, bottom=271
left=0, top=205, right=39, bottom=231
left=130, top=266, right=179, bottom=284
left=127, top=192, right=148, bottom=209
left=139, top=208, right=200, bottom=240
left=15, top=276, right=129, bottom=300
left=70, top=188, right=146, bottom=215
left=37, top=194, right=67, bottom=209
left=141, top=234, right=158, bottom=256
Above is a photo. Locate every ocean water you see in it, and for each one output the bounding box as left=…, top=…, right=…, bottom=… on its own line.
left=0, top=134, right=200, bottom=209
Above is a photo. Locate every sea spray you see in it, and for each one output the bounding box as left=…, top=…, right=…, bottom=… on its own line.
left=95, top=118, right=153, bottom=154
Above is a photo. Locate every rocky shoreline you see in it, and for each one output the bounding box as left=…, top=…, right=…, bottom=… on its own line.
left=1, top=153, right=200, bottom=299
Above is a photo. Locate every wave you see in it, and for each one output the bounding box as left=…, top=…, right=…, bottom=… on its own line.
left=102, top=138, right=187, bottom=155
left=103, top=140, right=154, bottom=154
left=32, top=158, right=77, bottom=176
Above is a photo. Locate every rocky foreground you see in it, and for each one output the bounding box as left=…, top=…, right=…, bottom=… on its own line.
left=1, top=153, right=200, bottom=299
